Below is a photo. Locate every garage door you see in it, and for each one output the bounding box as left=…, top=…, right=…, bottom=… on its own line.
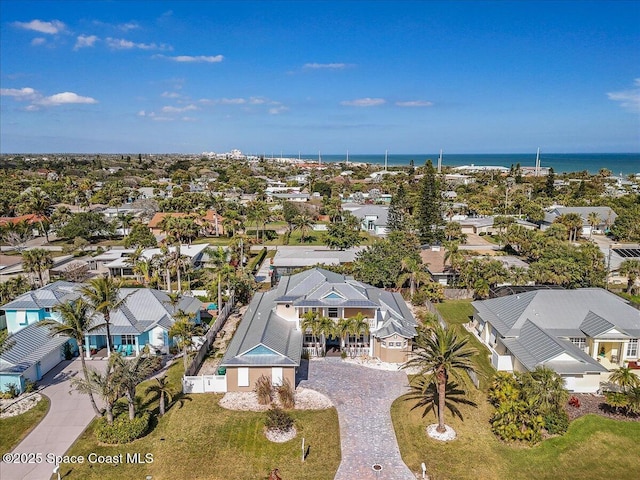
left=38, top=343, right=65, bottom=379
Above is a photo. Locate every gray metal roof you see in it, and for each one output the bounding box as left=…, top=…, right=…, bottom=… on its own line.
left=0, top=323, right=68, bottom=373
left=472, top=288, right=640, bottom=337
left=580, top=311, right=629, bottom=338
left=222, top=290, right=301, bottom=367
left=1, top=281, right=80, bottom=311
left=501, top=320, right=607, bottom=374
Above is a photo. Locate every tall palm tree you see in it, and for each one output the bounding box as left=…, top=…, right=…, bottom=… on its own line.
left=301, top=310, right=322, bottom=356
left=293, top=212, right=314, bottom=243
left=587, top=211, right=600, bottom=239
left=318, top=315, right=336, bottom=354
left=22, top=248, right=53, bottom=287
left=556, top=213, right=583, bottom=242
left=397, top=256, right=431, bottom=298
left=349, top=312, right=370, bottom=355
left=609, top=366, right=640, bottom=392
left=22, top=189, right=52, bottom=242
left=145, top=375, right=173, bottom=416
left=80, top=276, right=128, bottom=355
left=402, top=325, right=478, bottom=433
left=168, top=312, right=201, bottom=371
left=71, top=357, right=119, bottom=424
left=518, top=366, right=568, bottom=415
left=111, top=353, right=155, bottom=420
left=39, top=299, right=102, bottom=416
left=337, top=317, right=355, bottom=352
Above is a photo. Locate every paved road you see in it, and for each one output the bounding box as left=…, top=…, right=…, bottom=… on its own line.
left=298, top=359, right=416, bottom=480
left=1, top=358, right=97, bottom=480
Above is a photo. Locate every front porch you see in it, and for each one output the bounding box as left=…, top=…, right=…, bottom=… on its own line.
left=591, top=339, right=637, bottom=370
left=84, top=334, right=146, bottom=359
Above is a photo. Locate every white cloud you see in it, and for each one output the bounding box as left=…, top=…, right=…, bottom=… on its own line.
left=161, top=104, right=198, bottom=113
left=119, top=22, right=140, bottom=31
left=269, top=106, right=289, bottom=115
left=395, top=100, right=434, bottom=107
left=249, top=97, right=266, bottom=105
left=38, top=92, right=98, bottom=106
left=607, top=78, right=640, bottom=112
left=161, top=91, right=182, bottom=98
left=13, top=19, right=66, bottom=34
left=181, top=116, right=197, bottom=122
left=2, top=87, right=98, bottom=109
left=31, top=37, right=46, bottom=46
left=74, top=35, right=98, bottom=50
left=0, top=87, right=38, bottom=100
left=155, top=54, right=224, bottom=63
left=303, top=62, right=350, bottom=70
left=137, top=110, right=147, bottom=116
left=106, top=37, right=171, bottom=51
left=219, top=98, right=247, bottom=105
left=340, top=97, right=386, bottom=107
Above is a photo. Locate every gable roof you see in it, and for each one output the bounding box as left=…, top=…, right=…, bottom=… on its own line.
left=1, top=281, right=80, bottom=311
left=221, top=290, right=302, bottom=367
left=501, top=320, right=607, bottom=374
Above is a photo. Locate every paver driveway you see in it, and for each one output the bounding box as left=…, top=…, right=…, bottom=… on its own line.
left=298, top=358, right=416, bottom=480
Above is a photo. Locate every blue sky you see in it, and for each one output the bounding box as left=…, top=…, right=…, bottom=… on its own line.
left=1, top=1, right=639, bottom=154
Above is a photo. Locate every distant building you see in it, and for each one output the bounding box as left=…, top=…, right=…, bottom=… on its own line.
left=541, top=206, right=617, bottom=236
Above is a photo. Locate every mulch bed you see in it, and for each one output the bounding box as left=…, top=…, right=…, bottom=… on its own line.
left=566, top=393, right=639, bottom=422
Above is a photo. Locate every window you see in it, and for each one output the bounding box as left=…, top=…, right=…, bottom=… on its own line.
left=328, top=307, right=339, bottom=318
left=395, top=342, right=402, bottom=347
left=238, top=368, right=249, bottom=387
left=304, top=334, right=314, bottom=344
left=570, top=337, right=587, bottom=352
left=381, top=341, right=386, bottom=347
left=627, top=339, right=638, bottom=358
left=44, top=307, right=52, bottom=313
left=121, top=335, right=136, bottom=345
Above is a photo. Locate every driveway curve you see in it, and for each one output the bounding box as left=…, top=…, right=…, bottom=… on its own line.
left=298, top=358, right=415, bottom=480
left=1, top=358, right=97, bottom=480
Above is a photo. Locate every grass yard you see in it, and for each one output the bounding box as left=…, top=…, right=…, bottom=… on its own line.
left=0, top=395, right=50, bottom=455
left=59, top=362, right=340, bottom=480
left=435, top=299, right=495, bottom=389
left=392, top=389, right=640, bottom=480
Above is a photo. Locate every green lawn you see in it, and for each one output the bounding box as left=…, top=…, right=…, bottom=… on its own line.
left=435, top=300, right=495, bottom=389
left=392, top=390, right=640, bottom=480
left=0, top=395, right=50, bottom=455
left=59, top=362, right=341, bottom=480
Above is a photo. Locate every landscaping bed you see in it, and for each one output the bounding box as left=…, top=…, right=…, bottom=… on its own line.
left=566, top=393, right=639, bottom=422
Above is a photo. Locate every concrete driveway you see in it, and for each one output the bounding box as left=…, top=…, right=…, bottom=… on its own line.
left=1, top=358, right=97, bottom=480
left=298, top=358, right=416, bottom=480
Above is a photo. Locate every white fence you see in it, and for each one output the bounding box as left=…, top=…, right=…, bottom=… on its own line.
left=183, top=374, right=227, bottom=393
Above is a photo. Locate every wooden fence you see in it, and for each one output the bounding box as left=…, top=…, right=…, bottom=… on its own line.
left=184, top=291, right=235, bottom=376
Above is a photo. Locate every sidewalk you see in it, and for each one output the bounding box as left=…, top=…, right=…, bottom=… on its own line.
left=1, top=359, right=97, bottom=480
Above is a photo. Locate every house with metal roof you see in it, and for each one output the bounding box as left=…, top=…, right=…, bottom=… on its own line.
left=0, top=282, right=201, bottom=393
left=540, top=206, right=617, bottom=236
left=471, top=288, right=640, bottom=392
left=220, top=267, right=417, bottom=392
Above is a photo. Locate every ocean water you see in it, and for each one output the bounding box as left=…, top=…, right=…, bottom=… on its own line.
left=297, top=153, right=639, bottom=175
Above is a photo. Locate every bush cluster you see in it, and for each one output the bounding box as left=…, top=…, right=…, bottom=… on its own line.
left=95, top=413, right=151, bottom=444
left=276, top=379, right=295, bottom=409
left=265, top=407, right=294, bottom=432
left=0, top=383, right=20, bottom=399
left=254, top=375, right=273, bottom=405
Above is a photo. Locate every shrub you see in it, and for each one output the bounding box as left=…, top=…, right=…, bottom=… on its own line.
left=340, top=351, right=347, bottom=360
left=543, top=409, right=569, bottom=435
left=95, top=412, right=151, bottom=444
left=62, top=342, right=73, bottom=360
left=276, top=379, right=295, bottom=409
left=265, top=407, right=294, bottom=432
left=568, top=395, right=581, bottom=408
left=411, top=289, right=428, bottom=306
left=254, top=375, right=273, bottom=405
left=24, top=380, right=37, bottom=393
left=1, top=383, right=20, bottom=399
left=301, top=350, right=310, bottom=360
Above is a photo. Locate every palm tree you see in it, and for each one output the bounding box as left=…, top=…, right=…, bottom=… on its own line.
left=349, top=312, right=370, bottom=356
left=402, top=325, right=478, bottom=433
left=403, top=376, right=476, bottom=422
left=71, top=358, right=119, bottom=424
left=301, top=310, right=322, bottom=356
left=587, top=211, right=600, bottom=239
left=556, top=213, right=583, bottom=242
left=145, top=375, right=173, bottom=416
left=337, top=317, right=355, bottom=352
left=518, top=366, right=568, bottom=415
left=608, top=366, right=640, bottom=392
left=443, top=241, right=464, bottom=285
left=111, top=353, right=155, bottom=420
left=397, top=256, right=431, bottom=298
left=80, top=276, right=128, bottom=356
left=168, top=312, right=201, bottom=371
left=318, top=315, right=336, bottom=354
left=22, top=248, right=53, bottom=287
left=619, top=259, right=640, bottom=294
left=38, top=299, right=102, bottom=416
left=22, top=189, right=52, bottom=242
left=293, top=212, right=314, bottom=243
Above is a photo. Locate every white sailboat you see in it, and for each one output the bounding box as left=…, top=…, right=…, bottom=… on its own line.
left=535, top=147, right=541, bottom=176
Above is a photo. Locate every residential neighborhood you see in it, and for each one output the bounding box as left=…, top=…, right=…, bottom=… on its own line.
left=1, top=149, right=639, bottom=480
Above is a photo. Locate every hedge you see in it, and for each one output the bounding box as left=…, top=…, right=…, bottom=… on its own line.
left=95, top=412, right=151, bottom=444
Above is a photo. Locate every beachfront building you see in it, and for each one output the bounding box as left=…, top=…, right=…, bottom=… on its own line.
left=220, top=268, right=417, bottom=391
left=471, top=288, right=640, bottom=393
